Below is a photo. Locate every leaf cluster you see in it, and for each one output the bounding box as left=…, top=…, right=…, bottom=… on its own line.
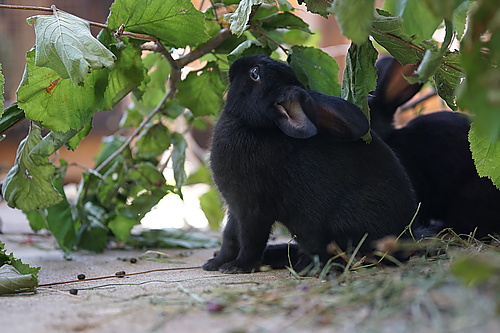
left=0, top=241, right=40, bottom=294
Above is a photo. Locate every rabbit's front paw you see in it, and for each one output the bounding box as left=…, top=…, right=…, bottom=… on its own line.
left=202, top=258, right=224, bottom=271
left=219, top=260, right=260, bottom=274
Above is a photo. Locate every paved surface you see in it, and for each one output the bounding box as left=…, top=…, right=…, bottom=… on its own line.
left=0, top=202, right=298, bottom=333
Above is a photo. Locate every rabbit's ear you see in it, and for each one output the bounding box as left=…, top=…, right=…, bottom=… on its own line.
left=274, top=89, right=318, bottom=139
left=375, top=57, right=422, bottom=111
left=312, top=93, right=370, bottom=141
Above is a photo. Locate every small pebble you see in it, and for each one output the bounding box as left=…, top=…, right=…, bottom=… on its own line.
left=130, top=258, right=137, bottom=264
left=115, top=270, right=126, bottom=277
left=77, top=274, right=86, bottom=280
left=206, top=300, right=224, bottom=313
left=69, top=289, right=78, bottom=295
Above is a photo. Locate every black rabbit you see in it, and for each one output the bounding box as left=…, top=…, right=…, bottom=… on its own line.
left=202, top=55, right=419, bottom=274
left=369, top=56, right=500, bottom=237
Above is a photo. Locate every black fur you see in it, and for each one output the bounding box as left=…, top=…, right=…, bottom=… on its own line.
left=203, top=55, right=418, bottom=274
left=369, top=56, right=500, bottom=237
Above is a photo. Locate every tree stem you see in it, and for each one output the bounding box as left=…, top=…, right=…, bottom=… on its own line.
left=0, top=3, right=108, bottom=29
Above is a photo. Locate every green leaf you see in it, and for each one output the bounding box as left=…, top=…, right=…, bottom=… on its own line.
left=371, top=9, right=419, bottom=65
left=17, top=34, right=145, bottom=133
left=288, top=46, right=340, bottom=96
left=451, top=252, right=500, bottom=286
left=128, top=228, right=220, bottom=249
left=97, top=159, right=127, bottom=208
left=227, top=40, right=272, bottom=64
left=469, top=122, right=500, bottom=189
left=341, top=41, right=378, bottom=129
left=225, top=0, right=275, bottom=37
left=77, top=202, right=109, bottom=253
left=329, top=0, right=373, bottom=45
left=25, top=210, right=46, bottom=232
left=405, top=49, right=442, bottom=84
left=383, top=0, right=442, bottom=43
left=67, top=119, right=93, bottom=150
left=171, top=132, right=187, bottom=196
left=185, top=164, right=212, bottom=185
left=40, top=163, right=78, bottom=255
left=0, top=241, right=40, bottom=277
left=176, top=63, right=226, bottom=117
left=0, top=103, right=25, bottom=135
left=27, top=10, right=116, bottom=86
left=257, top=12, right=311, bottom=33
left=423, top=0, right=468, bottom=20
left=0, top=241, right=40, bottom=294
left=134, top=52, right=170, bottom=110
left=108, top=215, right=138, bottom=242
left=108, top=0, right=209, bottom=47
left=2, top=123, right=62, bottom=211
left=97, top=30, right=147, bottom=110
left=135, top=123, right=171, bottom=159
left=17, top=50, right=96, bottom=132
left=0, top=265, right=38, bottom=295
left=94, top=135, right=129, bottom=170
left=199, top=188, right=224, bottom=230
left=298, top=0, right=330, bottom=17
left=433, top=51, right=463, bottom=111
left=457, top=0, right=500, bottom=141
left=453, top=0, right=470, bottom=40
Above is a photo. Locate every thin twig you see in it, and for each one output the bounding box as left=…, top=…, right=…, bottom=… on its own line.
left=175, top=28, right=232, bottom=68
left=94, top=89, right=172, bottom=173
left=0, top=3, right=108, bottom=29
left=38, top=266, right=200, bottom=287
left=371, top=26, right=463, bottom=73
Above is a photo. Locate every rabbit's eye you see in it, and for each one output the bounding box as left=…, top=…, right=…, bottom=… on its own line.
left=250, top=67, right=260, bottom=82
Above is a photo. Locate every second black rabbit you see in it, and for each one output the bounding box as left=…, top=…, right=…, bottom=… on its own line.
left=369, top=56, right=500, bottom=237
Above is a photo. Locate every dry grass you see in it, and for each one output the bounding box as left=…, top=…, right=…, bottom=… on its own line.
left=195, top=231, right=500, bottom=332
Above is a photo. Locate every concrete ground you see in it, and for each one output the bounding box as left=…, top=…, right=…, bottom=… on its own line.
left=0, top=202, right=300, bottom=333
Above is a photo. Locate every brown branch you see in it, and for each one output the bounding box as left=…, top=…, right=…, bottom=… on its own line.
left=0, top=3, right=108, bottom=29
left=175, top=28, right=232, bottom=68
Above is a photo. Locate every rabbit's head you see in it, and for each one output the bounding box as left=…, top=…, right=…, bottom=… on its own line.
left=225, top=55, right=369, bottom=141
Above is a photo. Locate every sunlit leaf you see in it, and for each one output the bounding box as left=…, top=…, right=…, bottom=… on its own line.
left=225, top=0, right=275, bottom=37
left=27, top=10, right=115, bottom=86
left=108, top=0, right=209, bottom=47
